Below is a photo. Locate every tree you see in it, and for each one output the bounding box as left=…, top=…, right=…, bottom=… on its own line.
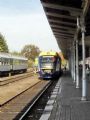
left=21, top=44, right=40, bottom=61
left=21, top=44, right=40, bottom=68
left=0, top=33, right=9, bottom=52
left=11, top=51, right=21, bottom=56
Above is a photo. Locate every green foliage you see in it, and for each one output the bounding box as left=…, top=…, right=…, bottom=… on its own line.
left=61, top=59, right=67, bottom=68
left=21, top=44, right=40, bottom=68
left=21, top=44, right=40, bottom=61
left=28, top=59, right=34, bottom=68
left=11, top=51, right=21, bottom=56
left=0, top=33, right=9, bottom=52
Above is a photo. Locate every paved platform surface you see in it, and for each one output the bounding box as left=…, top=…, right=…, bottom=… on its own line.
left=40, top=71, right=90, bottom=120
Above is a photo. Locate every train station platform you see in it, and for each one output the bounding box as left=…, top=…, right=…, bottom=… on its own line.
left=40, top=71, right=90, bottom=120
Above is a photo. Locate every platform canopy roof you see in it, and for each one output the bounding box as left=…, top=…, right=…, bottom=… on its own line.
left=40, top=0, right=90, bottom=58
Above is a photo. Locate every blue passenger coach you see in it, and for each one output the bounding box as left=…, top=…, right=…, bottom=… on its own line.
left=38, top=51, right=62, bottom=79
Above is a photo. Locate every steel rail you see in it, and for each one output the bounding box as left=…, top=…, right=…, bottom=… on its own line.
left=0, top=72, right=34, bottom=86
left=0, top=80, right=42, bottom=106
left=19, top=81, right=52, bottom=120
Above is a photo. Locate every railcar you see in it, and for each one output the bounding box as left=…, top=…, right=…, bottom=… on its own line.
left=0, top=52, right=28, bottom=76
left=38, top=51, right=62, bottom=79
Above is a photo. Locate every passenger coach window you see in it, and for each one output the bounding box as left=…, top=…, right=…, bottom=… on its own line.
left=0, top=58, right=1, bottom=65
left=1, top=58, right=4, bottom=65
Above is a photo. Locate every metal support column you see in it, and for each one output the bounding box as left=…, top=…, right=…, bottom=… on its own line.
left=70, top=48, right=73, bottom=78
left=73, top=44, right=76, bottom=83
left=76, top=40, right=79, bottom=88
left=71, top=51, right=74, bottom=78
left=70, top=53, right=72, bottom=76
left=81, top=17, right=87, bottom=101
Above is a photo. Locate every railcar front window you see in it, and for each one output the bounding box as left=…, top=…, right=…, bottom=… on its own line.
left=41, top=57, right=54, bottom=63
left=40, top=57, right=55, bottom=69
left=41, top=63, right=53, bottom=68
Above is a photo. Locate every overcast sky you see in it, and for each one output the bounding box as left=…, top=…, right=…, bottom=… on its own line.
left=0, top=0, right=60, bottom=52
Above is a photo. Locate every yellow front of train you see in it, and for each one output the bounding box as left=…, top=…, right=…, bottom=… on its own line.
left=38, top=51, right=61, bottom=79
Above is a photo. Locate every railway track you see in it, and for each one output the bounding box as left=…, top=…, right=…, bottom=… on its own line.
left=18, top=80, right=52, bottom=120
left=0, top=79, right=51, bottom=120
left=18, top=80, right=58, bottom=120
left=0, top=71, right=34, bottom=86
